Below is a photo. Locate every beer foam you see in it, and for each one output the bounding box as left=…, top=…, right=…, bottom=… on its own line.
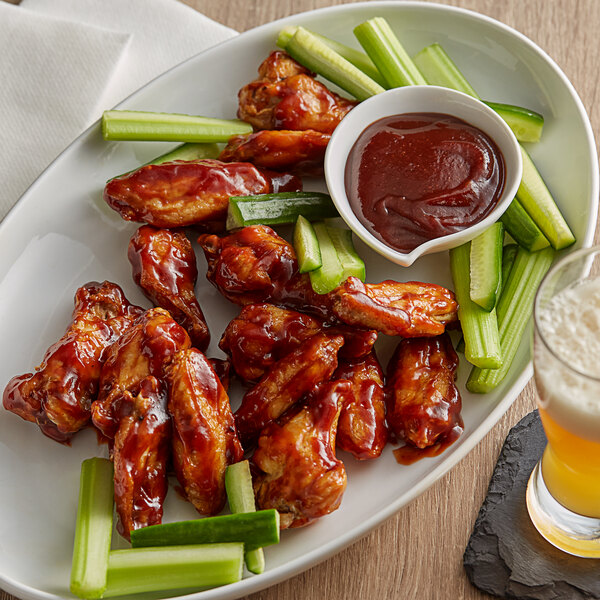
left=536, top=277, right=600, bottom=441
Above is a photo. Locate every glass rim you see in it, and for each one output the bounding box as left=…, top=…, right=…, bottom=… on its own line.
left=534, top=244, right=600, bottom=382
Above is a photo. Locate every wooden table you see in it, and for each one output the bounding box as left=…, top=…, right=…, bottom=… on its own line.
left=1, top=1, right=598, bottom=599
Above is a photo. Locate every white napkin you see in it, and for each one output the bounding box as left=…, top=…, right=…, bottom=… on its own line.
left=0, top=0, right=237, bottom=221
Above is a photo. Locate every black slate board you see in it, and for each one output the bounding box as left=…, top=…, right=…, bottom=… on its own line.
left=464, top=410, right=600, bottom=600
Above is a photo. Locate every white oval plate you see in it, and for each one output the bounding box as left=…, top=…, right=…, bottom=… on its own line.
left=0, top=3, right=597, bottom=600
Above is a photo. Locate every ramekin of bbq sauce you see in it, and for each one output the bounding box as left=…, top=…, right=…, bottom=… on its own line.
left=325, top=86, right=522, bottom=267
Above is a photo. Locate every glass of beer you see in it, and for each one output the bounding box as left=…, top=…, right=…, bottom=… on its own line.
left=527, top=246, right=600, bottom=557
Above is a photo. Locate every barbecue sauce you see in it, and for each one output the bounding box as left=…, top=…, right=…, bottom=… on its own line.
left=345, top=113, right=505, bottom=253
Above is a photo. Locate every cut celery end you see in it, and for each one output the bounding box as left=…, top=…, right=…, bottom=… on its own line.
left=102, top=110, right=252, bottom=142
left=309, top=222, right=345, bottom=294
left=70, top=458, right=114, bottom=600
left=484, top=101, right=544, bottom=143
left=224, top=460, right=269, bottom=575
left=412, top=43, right=479, bottom=98
left=467, top=246, right=555, bottom=393
left=277, top=26, right=387, bottom=87
left=450, top=243, right=501, bottom=369
left=327, top=226, right=366, bottom=282
left=470, top=222, right=504, bottom=311
left=500, top=199, right=550, bottom=252
left=286, top=27, right=385, bottom=101
left=226, top=192, right=337, bottom=231
left=294, top=215, right=323, bottom=273
left=516, top=146, right=576, bottom=250
left=354, top=17, right=427, bottom=88
left=103, top=543, right=243, bottom=598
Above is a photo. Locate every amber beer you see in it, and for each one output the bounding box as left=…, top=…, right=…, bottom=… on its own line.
left=528, top=251, right=600, bottom=557
left=537, top=406, right=600, bottom=518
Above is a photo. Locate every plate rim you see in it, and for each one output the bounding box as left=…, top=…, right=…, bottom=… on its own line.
left=0, top=2, right=597, bottom=599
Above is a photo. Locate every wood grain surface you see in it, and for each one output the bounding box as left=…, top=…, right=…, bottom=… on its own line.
left=1, top=1, right=599, bottom=600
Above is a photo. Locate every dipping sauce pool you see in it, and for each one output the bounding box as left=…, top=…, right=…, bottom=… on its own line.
left=345, top=113, right=506, bottom=253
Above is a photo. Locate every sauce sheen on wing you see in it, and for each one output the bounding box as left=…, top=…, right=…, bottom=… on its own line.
left=104, top=159, right=302, bottom=228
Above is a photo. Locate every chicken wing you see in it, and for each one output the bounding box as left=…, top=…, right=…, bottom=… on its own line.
left=198, top=225, right=458, bottom=337
left=104, top=159, right=301, bottom=229
left=238, top=51, right=356, bottom=133
left=92, top=307, right=190, bottom=439
left=219, top=303, right=376, bottom=383
left=3, top=281, right=142, bottom=443
left=252, top=379, right=351, bottom=529
left=334, top=352, right=387, bottom=460
left=385, top=334, right=462, bottom=449
left=219, top=303, right=321, bottom=382
left=128, top=225, right=210, bottom=350
left=327, top=278, right=458, bottom=338
left=199, top=224, right=307, bottom=308
left=219, top=130, right=330, bottom=177
left=112, top=376, right=170, bottom=540
left=167, top=349, right=243, bottom=515
left=234, top=332, right=344, bottom=448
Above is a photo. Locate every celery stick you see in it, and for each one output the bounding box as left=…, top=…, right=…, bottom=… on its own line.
left=413, top=43, right=479, bottom=97
left=277, top=26, right=387, bottom=87
left=449, top=243, right=501, bottom=369
left=327, top=226, right=366, bottom=282
left=70, top=458, right=114, bottom=600
left=130, top=510, right=279, bottom=552
left=500, top=199, right=550, bottom=252
left=286, top=27, right=385, bottom=101
left=225, top=460, right=271, bottom=574
left=354, top=17, right=427, bottom=88
left=103, top=544, right=243, bottom=597
left=294, top=215, right=323, bottom=273
left=516, top=146, right=576, bottom=250
left=412, top=42, right=574, bottom=251
left=309, top=222, right=345, bottom=294
left=102, top=110, right=252, bottom=142
left=501, top=243, right=519, bottom=289
left=467, top=246, right=555, bottom=392
left=470, top=222, right=504, bottom=311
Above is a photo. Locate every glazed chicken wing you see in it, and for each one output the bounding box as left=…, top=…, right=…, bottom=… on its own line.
left=334, top=351, right=387, bottom=460
left=219, top=130, right=330, bottom=177
left=92, top=307, right=190, bottom=439
left=238, top=51, right=356, bottom=133
left=167, top=349, right=243, bottom=515
left=234, top=332, right=344, bottom=448
left=219, top=303, right=321, bottom=382
left=198, top=225, right=458, bottom=337
left=220, top=303, right=376, bottom=383
left=112, top=376, right=170, bottom=540
left=128, top=225, right=210, bottom=350
left=104, top=159, right=301, bottom=229
left=199, top=224, right=307, bottom=308
left=3, top=281, right=142, bottom=443
left=386, top=333, right=462, bottom=449
left=252, top=379, right=351, bottom=529
left=327, top=277, right=458, bottom=338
